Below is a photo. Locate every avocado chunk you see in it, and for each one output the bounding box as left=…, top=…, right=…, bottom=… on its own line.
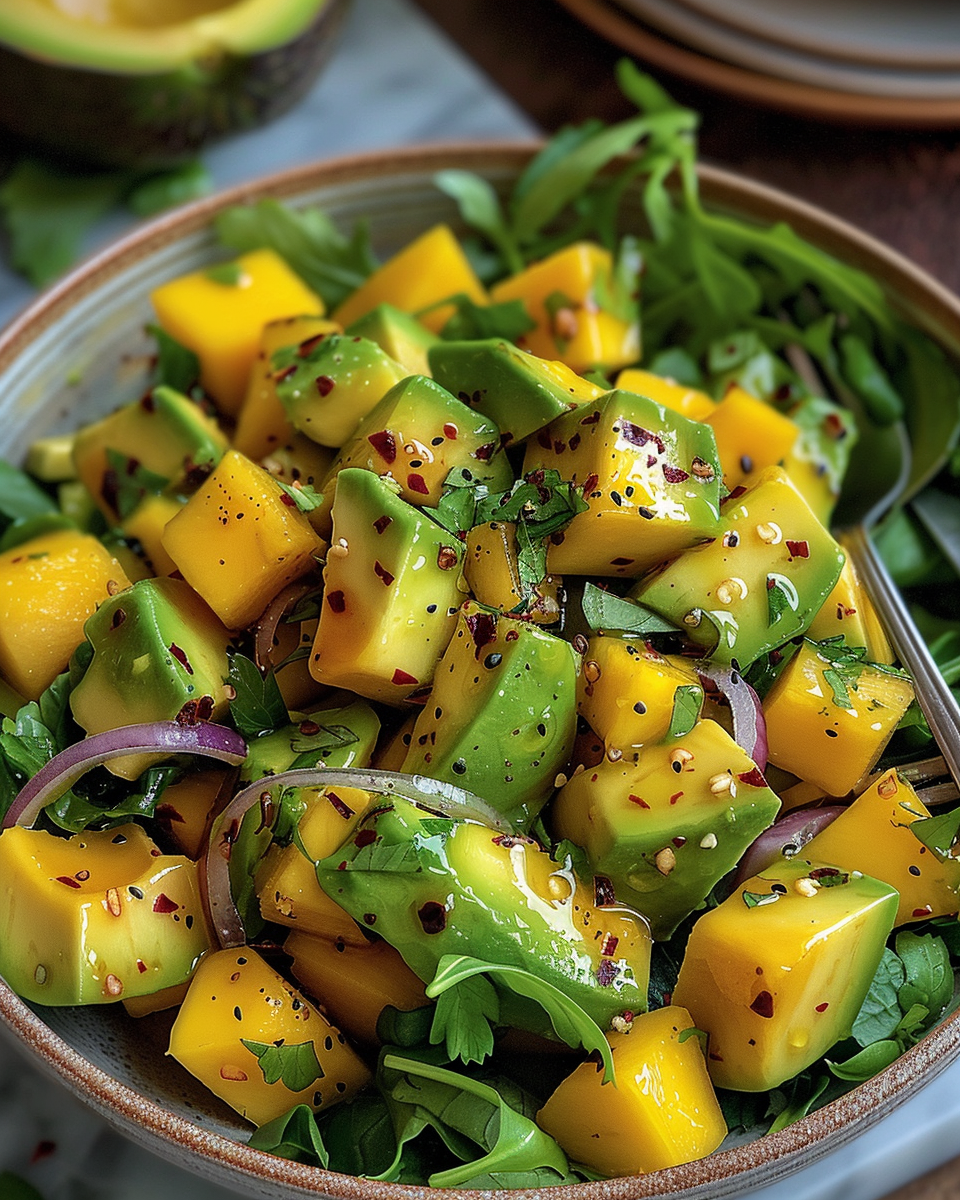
left=552, top=719, right=781, bottom=940
left=428, top=338, right=602, bottom=446
left=672, top=858, right=898, bottom=1091
left=276, top=333, right=408, bottom=449
left=401, top=601, right=578, bottom=829
left=315, top=797, right=652, bottom=1039
left=0, top=0, right=350, bottom=168
left=524, top=388, right=724, bottom=578
left=0, top=823, right=210, bottom=1006
left=317, top=374, right=513, bottom=528
left=633, top=466, right=845, bottom=669
left=310, top=468, right=465, bottom=703
left=346, top=303, right=440, bottom=377
left=72, top=385, right=228, bottom=523
left=69, top=576, right=232, bottom=780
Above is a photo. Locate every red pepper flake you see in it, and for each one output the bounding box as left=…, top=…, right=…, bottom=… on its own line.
left=327, top=590, right=346, bottom=613
left=553, top=439, right=566, bottom=454
left=582, top=472, right=600, bottom=496
left=474, top=441, right=495, bottom=461
left=315, top=375, right=336, bottom=396
left=569, top=433, right=581, bottom=452
left=407, top=472, right=429, bottom=495
left=137, top=960, right=148, bottom=974
left=600, top=934, right=619, bottom=957
left=737, top=767, right=767, bottom=788
left=709, top=1051, right=724, bottom=1062
left=443, top=422, right=459, bottom=439
left=786, top=539, right=810, bottom=559
left=153, top=894, right=179, bottom=914
left=297, top=333, right=327, bottom=357
left=537, top=429, right=553, bottom=450
left=56, top=876, right=81, bottom=888
left=374, top=561, right=395, bottom=586
left=913, top=905, right=933, bottom=918
left=354, top=829, right=377, bottom=848
left=663, top=465, right=690, bottom=483
left=750, top=990, right=775, bottom=1018
left=31, top=1141, right=56, bottom=1164
left=672, top=836, right=687, bottom=847
left=597, top=959, right=620, bottom=987
left=169, top=642, right=193, bottom=674
left=111, top=608, right=126, bottom=629
left=722, top=485, right=748, bottom=503
left=373, top=515, right=392, bottom=534
left=176, top=695, right=214, bottom=725
left=611, top=557, right=634, bottom=566
left=580, top=410, right=601, bottom=425
left=279, top=492, right=296, bottom=507
left=367, top=430, right=396, bottom=463
left=466, top=609, right=498, bottom=658
left=326, top=791, right=355, bottom=820
left=815, top=1002, right=829, bottom=1013
left=619, top=421, right=666, bottom=454
left=272, top=363, right=297, bottom=383
left=392, top=668, right=418, bottom=686
left=595, top=876, right=617, bottom=906
left=824, top=412, right=846, bottom=439
left=669, top=791, right=683, bottom=805
left=628, top=793, right=649, bottom=808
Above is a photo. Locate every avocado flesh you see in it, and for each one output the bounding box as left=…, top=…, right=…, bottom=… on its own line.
left=0, top=0, right=348, bottom=167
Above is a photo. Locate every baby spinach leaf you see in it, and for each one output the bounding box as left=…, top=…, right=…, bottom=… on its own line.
left=227, top=653, right=288, bottom=738
left=852, top=948, right=906, bottom=1047
left=429, top=972, right=499, bottom=1065
left=896, top=930, right=953, bottom=1020
left=426, top=954, right=616, bottom=1083
left=241, top=1038, right=324, bottom=1092
left=827, top=1040, right=901, bottom=1082
left=249, top=1103, right=329, bottom=1167
left=376, top=1003, right=435, bottom=1049
left=581, top=582, right=678, bottom=634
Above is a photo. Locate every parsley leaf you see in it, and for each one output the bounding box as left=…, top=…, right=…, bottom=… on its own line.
left=277, top=480, right=324, bottom=514
left=581, top=582, right=678, bottom=634
left=429, top=972, right=499, bottom=1065
left=249, top=1104, right=329, bottom=1167
left=241, top=1039, right=325, bottom=1093
left=227, top=654, right=288, bottom=738
left=852, top=948, right=906, bottom=1046
left=666, top=684, right=703, bottom=739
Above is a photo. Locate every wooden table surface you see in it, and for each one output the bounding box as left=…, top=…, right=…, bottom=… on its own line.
left=410, top=3, right=960, bottom=1198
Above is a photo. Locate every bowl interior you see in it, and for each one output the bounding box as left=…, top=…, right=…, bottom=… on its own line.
left=2, top=145, right=960, bottom=1199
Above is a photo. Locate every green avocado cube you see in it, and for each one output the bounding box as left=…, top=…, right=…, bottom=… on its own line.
left=345, top=303, right=440, bottom=376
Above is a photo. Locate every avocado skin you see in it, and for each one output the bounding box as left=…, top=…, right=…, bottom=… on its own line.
left=0, top=0, right=351, bottom=168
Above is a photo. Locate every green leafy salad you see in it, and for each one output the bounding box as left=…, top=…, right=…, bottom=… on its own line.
left=0, top=60, right=960, bottom=1188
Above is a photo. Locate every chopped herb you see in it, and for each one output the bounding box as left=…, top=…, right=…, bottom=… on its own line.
left=205, top=262, right=245, bottom=286
left=104, top=448, right=168, bottom=520
left=146, top=325, right=201, bottom=393
left=742, top=890, right=780, bottom=908
left=666, top=684, right=702, bottom=739
left=581, top=582, right=679, bottom=635
left=429, top=971, right=500, bottom=1065
left=277, top=480, right=324, bottom=514
left=436, top=294, right=535, bottom=342
left=227, top=653, right=288, bottom=738
left=242, top=1039, right=325, bottom=1092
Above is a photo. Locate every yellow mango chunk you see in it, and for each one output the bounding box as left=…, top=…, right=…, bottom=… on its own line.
left=0, top=824, right=210, bottom=1006
left=673, top=858, right=898, bottom=1091
left=234, top=315, right=341, bottom=461
left=161, top=449, right=325, bottom=630
left=463, top=519, right=562, bottom=623
left=806, top=550, right=894, bottom=664
left=763, top=640, right=914, bottom=795
left=333, top=224, right=487, bottom=333
left=805, top=768, right=960, bottom=925
left=704, top=385, right=799, bottom=492
left=151, top=249, right=323, bottom=417
left=286, top=931, right=430, bottom=1045
left=0, top=528, right=131, bottom=699
left=491, top=242, right=640, bottom=372
left=121, top=492, right=182, bottom=576
left=259, top=786, right=373, bottom=941
left=615, top=368, right=715, bottom=422
left=537, top=1008, right=727, bottom=1176
left=169, top=947, right=370, bottom=1127
left=154, top=767, right=232, bottom=860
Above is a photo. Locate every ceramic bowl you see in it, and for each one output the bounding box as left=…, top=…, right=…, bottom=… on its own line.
left=1, top=145, right=960, bottom=1199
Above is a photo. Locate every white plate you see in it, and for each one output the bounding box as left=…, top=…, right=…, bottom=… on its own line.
left=674, top=0, right=960, bottom=71
left=614, top=0, right=960, bottom=98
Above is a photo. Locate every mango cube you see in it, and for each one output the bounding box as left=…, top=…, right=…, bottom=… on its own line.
left=161, top=448, right=325, bottom=630
left=804, top=768, right=960, bottom=925
left=806, top=551, right=894, bottom=664
left=537, top=1008, right=727, bottom=1176
left=0, top=824, right=210, bottom=1006
left=703, top=385, right=799, bottom=492
left=615, top=368, right=715, bottom=422
left=151, top=249, right=323, bottom=416
left=0, top=528, right=131, bottom=699
left=763, top=639, right=914, bottom=795
left=168, top=947, right=369, bottom=1126
left=672, top=858, right=898, bottom=1091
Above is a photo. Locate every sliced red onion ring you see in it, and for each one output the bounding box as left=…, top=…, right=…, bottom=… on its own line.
left=254, top=578, right=317, bottom=671
left=204, top=766, right=516, bottom=950
left=3, top=721, right=248, bottom=832
left=697, top=663, right=768, bottom=771
left=734, top=805, right=845, bottom=887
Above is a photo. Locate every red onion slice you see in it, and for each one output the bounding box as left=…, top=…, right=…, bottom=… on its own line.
left=3, top=721, right=248, bottom=832
left=697, top=663, right=768, bottom=771
left=734, top=805, right=846, bottom=887
left=253, top=578, right=318, bottom=671
left=204, top=766, right=516, bottom=950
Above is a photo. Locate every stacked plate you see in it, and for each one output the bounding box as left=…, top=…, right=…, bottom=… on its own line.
left=555, top=0, right=960, bottom=125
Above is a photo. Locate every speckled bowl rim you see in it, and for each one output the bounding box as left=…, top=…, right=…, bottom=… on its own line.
left=2, top=142, right=960, bottom=1199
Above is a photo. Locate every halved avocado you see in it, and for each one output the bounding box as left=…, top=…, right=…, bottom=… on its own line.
left=0, top=0, right=351, bottom=167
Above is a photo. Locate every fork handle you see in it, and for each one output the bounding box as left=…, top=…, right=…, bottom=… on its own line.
left=846, top=523, right=960, bottom=788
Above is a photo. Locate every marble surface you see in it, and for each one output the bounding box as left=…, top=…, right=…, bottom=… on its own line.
left=0, top=1, right=959, bottom=1197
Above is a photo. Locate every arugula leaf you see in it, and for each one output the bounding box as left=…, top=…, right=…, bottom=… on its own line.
left=580, top=582, right=678, bottom=635
left=380, top=1054, right=570, bottom=1188
left=242, top=1039, right=325, bottom=1092
left=896, top=930, right=953, bottom=1020
left=45, top=763, right=175, bottom=834
left=434, top=170, right=522, bottom=274
left=227, top=653, right=288, bottom=738
left=666, top=684, right=702, bottom=739
left=647, top=346, right=702, bottom=387
left=425, top=955, right=616, bottom=1083
left=248, top=1103, right=329, bottom=1167
left=839, top=333, right=904, bottom=425
left=852, top=948, right=906, bottom=1046
left=766, top=1073, right=830, bottom=1134
left=910, top=808, right=960, bottom=860
left=215, top=198, right=376, bottom=309
left=429, top=973, right=499, bottom=1065
left=146, top=325, right=201, bottom=393
left=437, top=294, right=535, bottom=342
